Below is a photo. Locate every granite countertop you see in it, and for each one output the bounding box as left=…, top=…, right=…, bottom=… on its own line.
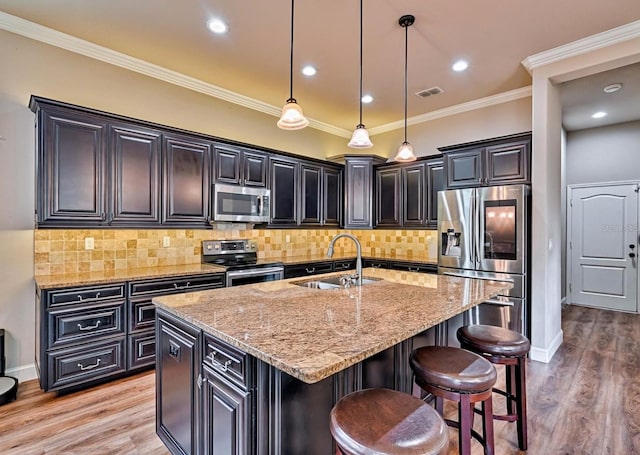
left=35, top=263, right=227, bottom=289
left=153, top=268, right=511, bottom=384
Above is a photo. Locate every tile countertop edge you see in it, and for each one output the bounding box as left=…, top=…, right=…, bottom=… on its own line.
left=153, top=270, right=512, bottom=384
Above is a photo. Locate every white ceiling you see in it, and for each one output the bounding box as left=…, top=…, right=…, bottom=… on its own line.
left=1, top=0, right=639, bottom=134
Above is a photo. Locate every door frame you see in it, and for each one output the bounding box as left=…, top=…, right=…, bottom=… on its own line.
left=566, top=180, right=640, bottom=312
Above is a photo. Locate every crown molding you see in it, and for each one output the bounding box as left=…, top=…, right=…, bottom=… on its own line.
left=0, top=12, right=352, bottom=138
left=369, top=86, right=532, bottom=136
left=522, top=20, right=640, bottom=73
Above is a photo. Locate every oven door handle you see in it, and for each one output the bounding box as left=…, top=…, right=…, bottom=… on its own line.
left=227, top=266, right=284, bottom=279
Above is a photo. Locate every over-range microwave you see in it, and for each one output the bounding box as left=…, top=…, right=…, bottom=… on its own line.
left=211, top=183, right=271, bottom=223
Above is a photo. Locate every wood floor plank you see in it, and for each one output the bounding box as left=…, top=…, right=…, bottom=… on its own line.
left=0, top=305, right=638, bottom=454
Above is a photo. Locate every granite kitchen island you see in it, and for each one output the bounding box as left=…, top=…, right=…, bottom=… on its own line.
left=153, top=268, right=511, bottom=455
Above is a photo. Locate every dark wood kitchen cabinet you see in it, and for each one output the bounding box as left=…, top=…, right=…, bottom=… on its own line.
left=156, top=309, right=201, bottom=455
left=162, top=133, right=212, bottom=226
left=343, top=156, right=386, bottom=229
left=213, top=144, right=268, bottom=187
left=300, top=163, right=322, bottom=225
left=425, top=158, right=444, bottom=228
left=109, top=123, right=162, bottom=225
left=376, top=167, right=402, bottom=227
left=269, top=156, right=299, bottom=225
left=33, top=103, right=109, bottom=225
left=284, top=261, right=334, bottom=279
left=323, top=167, right=343, bottom=226
left=440, top=133, right=531, bottom=189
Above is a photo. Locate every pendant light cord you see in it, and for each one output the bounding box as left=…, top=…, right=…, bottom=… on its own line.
left=403, top=20, right=408, bottom=143
left=358, top=0, right=363, bottom=125
left=288, top=0, right=295, bottom=101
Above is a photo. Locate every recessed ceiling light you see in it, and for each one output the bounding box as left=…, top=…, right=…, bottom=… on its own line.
left=603, top=83, right=622, bottom=93
left=207, top=18, right=228, bottom=34
left=361, top=94, right=373, bottom=104
left=301, top=65, right=317, bottom=77
left=592, top=111, right=607, bottom=119
left=452, top=60, right=469, bottom=72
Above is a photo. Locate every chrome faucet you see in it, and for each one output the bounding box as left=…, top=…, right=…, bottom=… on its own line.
left=327, top=233, right=362, bottom=286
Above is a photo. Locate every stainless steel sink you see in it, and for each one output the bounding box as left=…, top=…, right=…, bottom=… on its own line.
left=292, top=276, right=381, bottom=289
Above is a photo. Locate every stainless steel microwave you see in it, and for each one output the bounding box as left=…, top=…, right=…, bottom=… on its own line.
left=212, top=183, right=271, bottom=223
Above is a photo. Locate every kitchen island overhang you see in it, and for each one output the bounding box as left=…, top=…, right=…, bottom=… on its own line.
left=153, top=268, right=512, bottom=454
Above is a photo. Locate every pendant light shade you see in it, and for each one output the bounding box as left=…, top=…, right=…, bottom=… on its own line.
left=348, top=0, right=372, bottom=148
left=278, top=0, right=308, bottom=130
left=393, top=14, right=416, bottom=162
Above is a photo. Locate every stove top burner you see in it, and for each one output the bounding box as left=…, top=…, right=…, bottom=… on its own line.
left=201, top=239, right=282, bottom=270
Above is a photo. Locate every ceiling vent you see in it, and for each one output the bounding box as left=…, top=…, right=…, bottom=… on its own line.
left=415, top=87, right=444, bottom=98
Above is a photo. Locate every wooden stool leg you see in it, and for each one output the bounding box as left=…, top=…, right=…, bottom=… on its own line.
left=459, top=394, right=472, bottom=455
left=435, top=396, right=444, bottom=416
left=482, top=396, right=495, bottom=455
left=505, top=364, right=515, bottom=415
left=515, top=357, right=528, bottom=450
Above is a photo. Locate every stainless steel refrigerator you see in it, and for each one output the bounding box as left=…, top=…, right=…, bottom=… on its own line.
left=438, top=184, right=530, bottom=343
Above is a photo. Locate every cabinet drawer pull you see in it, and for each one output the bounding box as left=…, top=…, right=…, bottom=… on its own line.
left=408, top=267, right=420, bottom=272
left=305, top=267, right=315, bottom=274
left=77, top=358, right=101, bottom=371
left=173, top=282, right=191, bottom=290
left=372, top=264, right=382, bottom=268
left=77, top=292, right=101, bottom=302
left=77, top=320, right=102, bottom=331
left=207, top=351, right=239, bottom=373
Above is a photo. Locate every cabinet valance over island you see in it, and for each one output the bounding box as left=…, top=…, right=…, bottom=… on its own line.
left=153, top=268, right=511, bottom=454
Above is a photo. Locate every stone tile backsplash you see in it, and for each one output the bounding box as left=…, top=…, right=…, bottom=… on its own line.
left=34, top=228, right=438, bottom=276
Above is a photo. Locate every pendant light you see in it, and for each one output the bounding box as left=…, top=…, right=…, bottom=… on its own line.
left=347, top=0, right=373, bottom=148
left=393, top=15, right=416, bottom=162
left=277, top=0, right=309, bottom=130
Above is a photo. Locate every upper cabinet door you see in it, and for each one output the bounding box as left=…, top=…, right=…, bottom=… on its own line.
left=213, top=145, right=241, bottom=185
left=300, top=164, right=322, bottom=225
left=425, top=159, right=444, bottom=228
left=109, top=124, right=161, bottom=225
left=242, top=151, right=268, bottom=187
left=162, top=133, right=212, bottom=225
left=485, top=140, right=530, bottom=185
left=402, top=163, right=426, bottom=227
left=376, top=167, right=402, bottom=227
left=269, top=157, right=299, bottom=225
left=38, top=108, right=108, bottom=225
left=444, top=148, right=484, bottom=189
left=323, top=167, right=342, bottom=226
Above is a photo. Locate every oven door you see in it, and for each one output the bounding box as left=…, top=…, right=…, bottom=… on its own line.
left=226, top=266, right=284, bottom=287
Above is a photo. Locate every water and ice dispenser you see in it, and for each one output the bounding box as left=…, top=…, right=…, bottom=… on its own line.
left=441, top=228, right=462, bottom=257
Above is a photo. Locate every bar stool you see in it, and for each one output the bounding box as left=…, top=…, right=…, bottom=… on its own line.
left=457, top=325, right=530, bottom=451
left=330, top=388, right=449, bottom=455
left=410, top=346, right=497, bottom=455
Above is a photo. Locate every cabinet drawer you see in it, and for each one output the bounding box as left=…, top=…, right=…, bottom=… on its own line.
left=388, top=261, right=437, bottom=274
left=129, top=273, right=225, bottom=297
left=47, top=284, right=126, bottom=308
left=203, top=334, right=252, bottom=390
left=47, top=338, right=126, bottom=390
left=284, top=261, right=334, bottom=279
left=333, top=259, right=356, bottom=272
left=49, top=301, right=125, bottom=347
left=129, top=299, right=156, bottom=332
left=128, top=331, right=156, bottom=370
left=363, top=259, right=390, bottom=269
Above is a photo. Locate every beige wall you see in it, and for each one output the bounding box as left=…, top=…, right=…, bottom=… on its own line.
left=0, top=29, right=532, bottom=379
left=370, top=97, right=532, bottom=159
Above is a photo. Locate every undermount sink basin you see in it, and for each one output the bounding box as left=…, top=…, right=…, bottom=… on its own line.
left=293, top=276, right=382, bottom=289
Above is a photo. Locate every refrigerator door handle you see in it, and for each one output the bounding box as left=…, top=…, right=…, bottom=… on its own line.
left=470, top=192, right=476, bottom=265
left=472, top=192, right=481, bottom=266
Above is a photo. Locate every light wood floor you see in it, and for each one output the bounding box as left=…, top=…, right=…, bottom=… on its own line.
left=1, top=305, right=638, bottom=454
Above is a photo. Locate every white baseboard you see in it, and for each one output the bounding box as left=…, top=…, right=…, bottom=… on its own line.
left=6, top=363, right=38, bottom=383
left=530, top=330, right=563, bottom=363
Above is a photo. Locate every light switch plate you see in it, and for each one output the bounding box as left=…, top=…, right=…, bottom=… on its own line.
left=84, top=237, right=94, bottom=250
left=163, top=236, right=171, bottom=247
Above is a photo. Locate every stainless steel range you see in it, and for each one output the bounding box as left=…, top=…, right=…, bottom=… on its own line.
left=202, top=239, right=284, bottom=287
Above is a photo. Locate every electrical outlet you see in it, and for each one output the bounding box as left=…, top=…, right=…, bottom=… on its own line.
left=163, top=236, right=171, bottom=247
left=84, top=237, right=94, bottom=250
left=285, top=235, right=291, bottom=243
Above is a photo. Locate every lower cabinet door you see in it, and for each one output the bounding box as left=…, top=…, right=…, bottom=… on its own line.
left=201, top=364, right=251, bottom=455
left=128, top=331, right=156, bottom=370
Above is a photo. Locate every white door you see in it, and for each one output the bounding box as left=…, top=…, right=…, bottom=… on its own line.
left=569, top=183, right=638, bottom=312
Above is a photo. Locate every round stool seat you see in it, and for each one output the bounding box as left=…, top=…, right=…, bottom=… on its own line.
left=330, top=388, right=449, bottom=455
left=458, top=325, right=530, bottom=357
left=410, top=346, right=496, bottom=393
